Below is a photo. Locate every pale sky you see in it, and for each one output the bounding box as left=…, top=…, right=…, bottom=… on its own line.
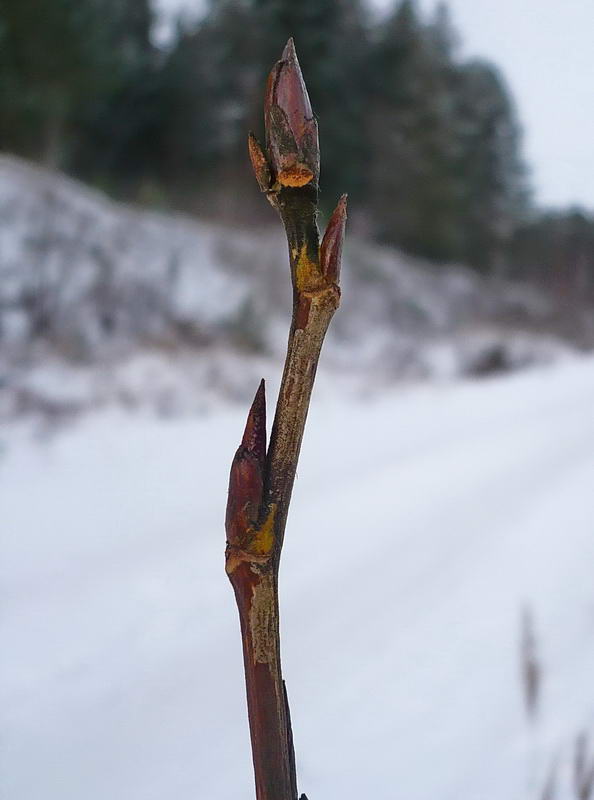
left=413, top=0, right=594, bottom=210
left=155, top=0, right=594, bottom=210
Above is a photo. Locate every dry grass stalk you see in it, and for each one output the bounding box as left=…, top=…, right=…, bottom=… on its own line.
left=539, top=757, right=558, bottom=800
left=574, top=732, right=594, bottom=800
left=520, top=604, right=541, bottom=721
left=225, top=39, right=346, bottom=800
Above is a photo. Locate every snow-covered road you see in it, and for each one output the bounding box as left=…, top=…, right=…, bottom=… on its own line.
left=2, top=358, right=594, bottom=800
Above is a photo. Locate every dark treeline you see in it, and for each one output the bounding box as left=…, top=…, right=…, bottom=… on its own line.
left=1, top=0, right=593, bottom=291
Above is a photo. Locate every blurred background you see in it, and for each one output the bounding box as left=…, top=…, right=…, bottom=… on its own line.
left=1, top=1, right=594, bottom=799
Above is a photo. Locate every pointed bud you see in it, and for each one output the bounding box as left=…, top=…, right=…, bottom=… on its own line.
left=240, top=379, right=266, bottom=463
left=264, top=38, right=319, bottom=188
left=320, top=195, right=347, bottom=284
left=225, top=380, right=267, bottom=547
left=248, top=132, right=272, bottom=192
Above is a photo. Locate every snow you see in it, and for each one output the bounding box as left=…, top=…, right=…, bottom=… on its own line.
left=1, top=154, right=576, bottom=422
left=2, top=356, right=594, bottom=799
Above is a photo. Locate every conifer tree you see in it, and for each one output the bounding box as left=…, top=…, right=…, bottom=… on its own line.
left=453, top=59, right=529, bottom=271
left=73, top=0, right=159, bottom=185
left=0, top=0, right=158, bottom=179
left=0, top=0, right=110, bottom=166
left=368, top=0, right=528, bottom=269
left=369, top=0, right=463, bottom=260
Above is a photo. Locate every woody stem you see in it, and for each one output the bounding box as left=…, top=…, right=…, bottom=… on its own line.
left=228, top=188, right=338, bottom=800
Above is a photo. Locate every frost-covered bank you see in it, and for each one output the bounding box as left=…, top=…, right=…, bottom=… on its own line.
left=0, top=155, right=574, bottom=421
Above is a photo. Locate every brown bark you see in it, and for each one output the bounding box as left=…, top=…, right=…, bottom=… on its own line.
left=225, top=39, right=347, bottom=800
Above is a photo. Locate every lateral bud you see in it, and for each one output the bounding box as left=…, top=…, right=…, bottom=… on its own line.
left=248, top=132, right=272, bottom=192
left=225, top=380, right=267, bottom=548
left=264, top=38, right=319, bottom=188
left=320, top=194, right=348, bottom=284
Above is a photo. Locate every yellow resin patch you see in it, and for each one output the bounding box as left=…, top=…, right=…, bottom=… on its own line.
left=293, top=242, right=319, bottom=290
left=249, top=505, right=277, bottom=556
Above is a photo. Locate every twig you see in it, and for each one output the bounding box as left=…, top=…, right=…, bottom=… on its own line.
left=225, top=38, right=347, bottom=800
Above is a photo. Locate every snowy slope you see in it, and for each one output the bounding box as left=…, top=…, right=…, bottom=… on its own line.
left=2, top=357, right=594, bottom=800
left=0, top=154, right=572, bottom=420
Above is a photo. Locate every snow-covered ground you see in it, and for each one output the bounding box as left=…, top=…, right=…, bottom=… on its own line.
left=1, top=154, right=575, bottom=422
left=2, top=356, right=594, bottom=800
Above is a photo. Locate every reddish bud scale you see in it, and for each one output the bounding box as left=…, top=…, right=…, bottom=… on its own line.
left=241, top=379, right=266, bottom=463
left=264, top=38, right=319, bottom=188
left=225, top=380, right=267, bottom=547
left=248, top=133, right=272, bottom=193
left=320, top=195, right=348, bottom=284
